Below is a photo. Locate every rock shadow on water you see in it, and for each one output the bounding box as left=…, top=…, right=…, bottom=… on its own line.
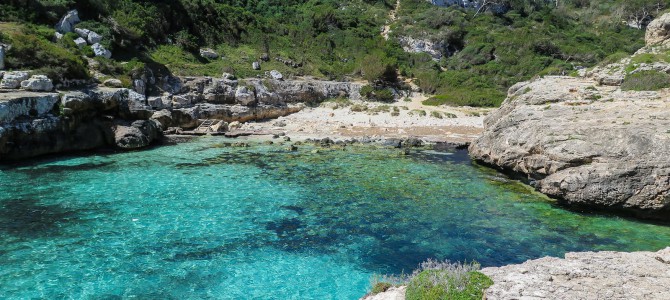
left=0, top=198, right=81, bottom=238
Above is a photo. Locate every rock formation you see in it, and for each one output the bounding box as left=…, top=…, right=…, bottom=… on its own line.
left=469, top=13, right=670, bottom=219
left=482, top=247, right=670, bottom=299
left=0, top=75, right=363, bottom=161
left=0, top=45, right=5, bottom=70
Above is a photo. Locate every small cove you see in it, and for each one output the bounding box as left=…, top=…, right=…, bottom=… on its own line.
left=1, top=137, right=669, bottom=299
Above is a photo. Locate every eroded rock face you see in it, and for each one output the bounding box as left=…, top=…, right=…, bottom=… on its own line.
left=0, top=72, right=29, bottom=89
left=469, top=76, right=670, bottom=219
left=482, top=248, right=670, bottom=300
left=646, top=13, right=670, bottom=45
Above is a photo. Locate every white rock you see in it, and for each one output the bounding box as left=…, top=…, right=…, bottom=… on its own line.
left=199, top=48, right=218, bottom=59
left=235, top=86, right=256, bottom=106
left=222, top=72, right=235, bottom=80
left=55, top=10, right=80, bottom=33
left=270, top=70, right=283, bottom=80
left=103, top=78, right=123, bottom=88
left=172, top=95, right=191, bottom=108
left=92, top=43, right=112, bottom=59
left=73, top=37, right=87, bottom=48
left=54, top=32, right=64, bottom=40
left=0, top=71, right=29, bottom=89
left=133, top=79, right=146, bottom=95
left=87, top=31, right=102, bottom=44
left=74, top=28, right=90, bottom=39
left=252, top=61, right=261, bottom=70
left=20, top=75, right=54, bottom=92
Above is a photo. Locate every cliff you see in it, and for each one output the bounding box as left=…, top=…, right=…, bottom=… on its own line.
left=469, top=14, right=670, bottom=219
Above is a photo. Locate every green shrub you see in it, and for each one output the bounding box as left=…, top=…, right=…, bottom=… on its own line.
left=406, top=270, right=493, bottom=300
left=621, top=70, right=670, bottom=91
left=423, top=88, right=505, bottom=107
left=350, top=104, right=368, bottom=112
left=371, top=282, right=393, bottom=294
left=430, top=111, right=443, bottom=118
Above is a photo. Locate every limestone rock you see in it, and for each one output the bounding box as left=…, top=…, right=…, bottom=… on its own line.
left=150, top=109, right=173, bottom=130
left=398, top=36, right=448, bottom=61
left=211, top=120, right=228, bottom=132
left=469, top=76, right=670, bottom=219
left=133, top=79, right=146, bottom=95
left=172, top=95, right=192, bottom=109
left=0, top=72, right=30, bottom=89
left=73, top=37, right=87, bottom=48
left=0, top=93, right=60, bottom=123
left=646, top=13, right=670, bottom=46
left=113, top=120, right=161, bottom=149
left=359, top=286, right=406, bottom=300
left=74, top=28, right=90, bottom=39
left=55, top=10, right=80, bottom=33
left=92, top=43, right=112, bottom=59
left=222, top=72, right=235, bottom=80
left=54, top=32, right=63, bottom=40
left=252, top=61, right=261, bottom=70
left=87, top=31, right=103, bottom=44
left=199, top=48, right=218, bottom=59
left=20, top=75, right=54, bottom=92
left=235, top=86, right=256, bottom=106
left=103, top=78, right=123, bottom=88
left=148, top=96, right=171, bottom=110
left=482, top=248, right=670, bottom=300
left=270, top=70, right=283, bottom=80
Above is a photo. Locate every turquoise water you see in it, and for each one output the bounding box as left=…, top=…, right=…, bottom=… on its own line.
left=1, top=137, right=670, bottom=299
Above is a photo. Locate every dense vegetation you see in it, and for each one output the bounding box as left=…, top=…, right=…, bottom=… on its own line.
left=0, top=0, right=667, bottom=106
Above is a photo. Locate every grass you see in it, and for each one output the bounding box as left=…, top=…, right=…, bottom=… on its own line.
left=423, top=88, right=505, bottom=107
left=621, top=70, right=670, bottom=91
left=368, top=259, right=493, bottom=300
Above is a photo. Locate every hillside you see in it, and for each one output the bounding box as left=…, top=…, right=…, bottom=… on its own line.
left=0, top=0, right=666, bottom=106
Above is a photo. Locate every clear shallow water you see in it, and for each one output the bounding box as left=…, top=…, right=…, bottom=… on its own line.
left=1, top=137, right=669, bottom=299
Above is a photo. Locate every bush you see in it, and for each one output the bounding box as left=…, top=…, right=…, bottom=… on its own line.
left=405, top=260, right=492, bottom=300
left=621, top=70, right=670, bottom=91
left=361, top=51, right=397, bottom=84
left=423, top=88, right=505, bottom=107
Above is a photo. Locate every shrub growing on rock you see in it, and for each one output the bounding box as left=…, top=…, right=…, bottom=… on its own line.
left=621, top=70, right=670, bottom=91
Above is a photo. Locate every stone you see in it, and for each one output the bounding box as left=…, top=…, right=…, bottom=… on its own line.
left=92, top=43, right=112, bottom=59
left=229, top=121, right=242, bottom=130
left=87, top=31, right=103, bottom=44
left=74, top=28, right=90, bottom=39
left=260, top=53, right=270, bottom=62
left=103, top=78, right=123, bottom=88
left=0, top=71, right=29, bottom=89
left=482, top=248, right=670, bottom=300
left=359, top=286, right=406, bottom=300
left=469, top=76, right=670, bottom=219
left=148, top=96, right=170, bottom=110
left=398, top=36, right=448, bottom=61
left=20, top=75, right=54, bottom=92
left=55, top=10, right=80, bottom=33
left=210, top=120, right=228, bottom=132
left=54, top=32, right=64, bottom=40
left=73, top=37, right=87, bottom=48
left=133, top=79, right=146, bottom=95
left=270, top=70, right=283, bottom=80
left=0, top=93, right=60, bottom=123
left=252, top=61, right=261, bottom=70
left=150, top=109, right=173, bottom=130
left=113, top=120, right=161, bottom=149
left=199, top=48, right=219, bottom=59
left=172, top=95, right=191, bottom=109
left=645, top=13, right=670, bottom=46
left=235, top=86, right=256, bottom=106
left=222, top=72, right=235, bottom=80
left=0, top=45, right=5, bottom=70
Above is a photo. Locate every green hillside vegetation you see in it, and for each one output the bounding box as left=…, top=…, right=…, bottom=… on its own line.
left=0, top=0, right=665, bottom=106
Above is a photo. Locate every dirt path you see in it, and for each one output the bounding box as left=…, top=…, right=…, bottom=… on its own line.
left=382, top=0, right=400, bottom=40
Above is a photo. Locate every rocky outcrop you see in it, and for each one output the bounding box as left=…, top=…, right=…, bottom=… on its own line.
left=199, top=48, right=218, bottom=59
left=0, top=75, right=364, bottom=161
left=20, top=75, right=54, bottom=92
left=398, top=36, right=448, bottom=61
left=0, top=71, right=29, bottom=89
left=471, top=14, right=670, bottom=219
left=482, top=247, right=670, bottom=299
left=92, top=43, right=112, bottom=59
left=0, top=45, right=5, bottom=70
left=469, top=76, right=670, bottom=219
left=646, top=13, right=670, bottom=45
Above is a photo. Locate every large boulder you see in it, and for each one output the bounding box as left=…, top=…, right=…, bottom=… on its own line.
left=270, top=70, right=283, bottom=80
left=55, top=10, right=80, bottom=33
left=235, top=86, right=256, bottom=106
left=113, top=120, right=161, bottom=149
left=73, top=37, right=87, bottom=48
left=20, top=75, right=54, bottom=92
left=150, top=109, right=173, bottom=130
left=0, top=71, right=29, bottom=89
left=469, top=76, right=670, bottom=219
left=199, top=48, right=219, bottom=59
left=87, top=31, right=103, bottom=44
left=74, top=28, right=90, bottom=39
left=92, top=43, right=112, bottom=59
left=645, top=13, right=670, bottom=46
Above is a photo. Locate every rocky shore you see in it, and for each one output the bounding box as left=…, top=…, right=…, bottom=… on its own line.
left=469, top=15, right=670, bottom=220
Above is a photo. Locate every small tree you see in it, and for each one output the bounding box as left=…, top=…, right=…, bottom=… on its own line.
left=361, top=51, right=397, bottom=84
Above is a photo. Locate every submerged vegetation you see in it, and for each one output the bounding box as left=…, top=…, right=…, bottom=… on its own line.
left=0, top=0, right=664, bottom=105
